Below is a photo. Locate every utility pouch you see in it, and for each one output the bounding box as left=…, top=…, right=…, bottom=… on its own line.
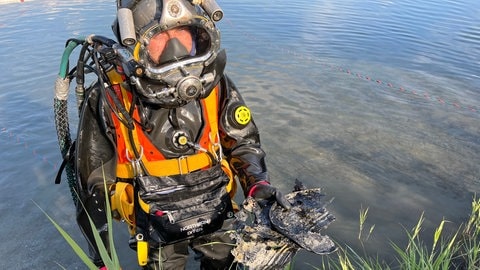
left=136, top=164, right=234, bottom=245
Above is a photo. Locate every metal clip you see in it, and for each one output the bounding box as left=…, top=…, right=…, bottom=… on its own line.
left=126, top=146, right=144, bottom=176
left=165, top=211, right=176, bottom=224
left=209, top=131, right=222, bottom=162
left=177, top=156, right=188, bottom=175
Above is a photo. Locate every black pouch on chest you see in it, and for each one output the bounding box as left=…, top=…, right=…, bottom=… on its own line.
left=136, top=164, right=234, bottom=245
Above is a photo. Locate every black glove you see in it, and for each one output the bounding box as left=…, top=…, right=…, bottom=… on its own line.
left=248, top=181, right=291, bottom=209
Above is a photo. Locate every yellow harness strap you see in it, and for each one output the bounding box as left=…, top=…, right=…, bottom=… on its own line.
left=117, top=151, right=213, bottom=178
left=108, top=74, right=238, bottom=228
left=110, top=181, right=135, bottom=234
left=115, top=86, right=220, bottom=178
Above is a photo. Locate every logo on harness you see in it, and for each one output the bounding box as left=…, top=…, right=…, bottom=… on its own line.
left=181, top=218, right=212, bottom=235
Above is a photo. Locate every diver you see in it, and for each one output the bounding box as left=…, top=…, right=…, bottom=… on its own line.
left=53, top=0, right=290, bottom=269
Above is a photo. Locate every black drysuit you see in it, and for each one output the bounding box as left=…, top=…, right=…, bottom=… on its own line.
left=74, top=73, right=268, bottom=269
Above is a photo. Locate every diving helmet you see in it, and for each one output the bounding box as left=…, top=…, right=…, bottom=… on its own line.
left=115, top=0, right=226, bottom=107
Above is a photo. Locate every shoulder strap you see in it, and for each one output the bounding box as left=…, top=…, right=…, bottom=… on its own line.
left=114, top=85, right=221, bottom=178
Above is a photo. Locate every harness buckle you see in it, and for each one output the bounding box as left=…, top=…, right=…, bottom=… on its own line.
left=177, top=156, right=188, bottom=175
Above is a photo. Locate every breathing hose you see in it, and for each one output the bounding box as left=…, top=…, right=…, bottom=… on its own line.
left=54, top=36, right=113, bottom=200
left=54, top=38, right=85, bottom=203
left=54, top=34, right=134, bottom=203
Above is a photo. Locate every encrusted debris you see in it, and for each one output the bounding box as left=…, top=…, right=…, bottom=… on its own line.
left=231, top=180, right=336, bottom=269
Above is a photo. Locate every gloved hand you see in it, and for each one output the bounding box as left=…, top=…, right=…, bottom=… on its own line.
left=248, top=181, right=291, bottom=209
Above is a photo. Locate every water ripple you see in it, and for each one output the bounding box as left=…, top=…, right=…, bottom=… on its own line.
left=0, top=0, right=479, bottom=268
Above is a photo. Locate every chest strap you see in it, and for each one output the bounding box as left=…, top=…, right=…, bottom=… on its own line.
left=116, top=151, right=213, bottom=178
left=112, top=77, right=220, bottom=178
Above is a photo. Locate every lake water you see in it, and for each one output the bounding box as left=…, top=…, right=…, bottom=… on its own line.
left=0, top=0, right=479, bottom=269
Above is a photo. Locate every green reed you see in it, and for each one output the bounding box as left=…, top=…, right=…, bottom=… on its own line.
left=37, top=167, right=121, bottom=270
left=321, top=196, right=480, bottom=270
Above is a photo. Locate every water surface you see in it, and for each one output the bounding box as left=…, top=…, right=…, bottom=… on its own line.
left=0, top=0, right=478, bottom=268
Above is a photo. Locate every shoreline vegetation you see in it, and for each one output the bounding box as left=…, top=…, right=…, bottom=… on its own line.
left=39, top=184, right=480, bottom=269
left=321, top=196, right=480, bottom=270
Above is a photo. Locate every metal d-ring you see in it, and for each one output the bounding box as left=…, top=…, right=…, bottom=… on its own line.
left=126, top=146, right=144, bottom=176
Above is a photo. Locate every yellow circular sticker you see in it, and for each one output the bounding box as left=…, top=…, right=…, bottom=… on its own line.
left=234, top=106, right=251, bottom=126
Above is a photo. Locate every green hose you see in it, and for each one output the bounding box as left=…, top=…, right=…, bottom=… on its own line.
left=58, top=38, right=84, bottom=79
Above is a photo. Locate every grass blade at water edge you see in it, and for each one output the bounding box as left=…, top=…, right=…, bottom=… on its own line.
left=33, top=200, right=98, bottom=270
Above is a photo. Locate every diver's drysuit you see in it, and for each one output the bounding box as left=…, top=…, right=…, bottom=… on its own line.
left=51, top=1, right=290, bottom=268
left=74, top=69, right=269, bottom=268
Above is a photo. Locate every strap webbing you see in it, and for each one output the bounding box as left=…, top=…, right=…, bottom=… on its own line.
left=115, top=86, right=220, bottom=178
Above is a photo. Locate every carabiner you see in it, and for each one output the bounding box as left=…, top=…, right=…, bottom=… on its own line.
left=126, top=146, right=144, bottom=176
